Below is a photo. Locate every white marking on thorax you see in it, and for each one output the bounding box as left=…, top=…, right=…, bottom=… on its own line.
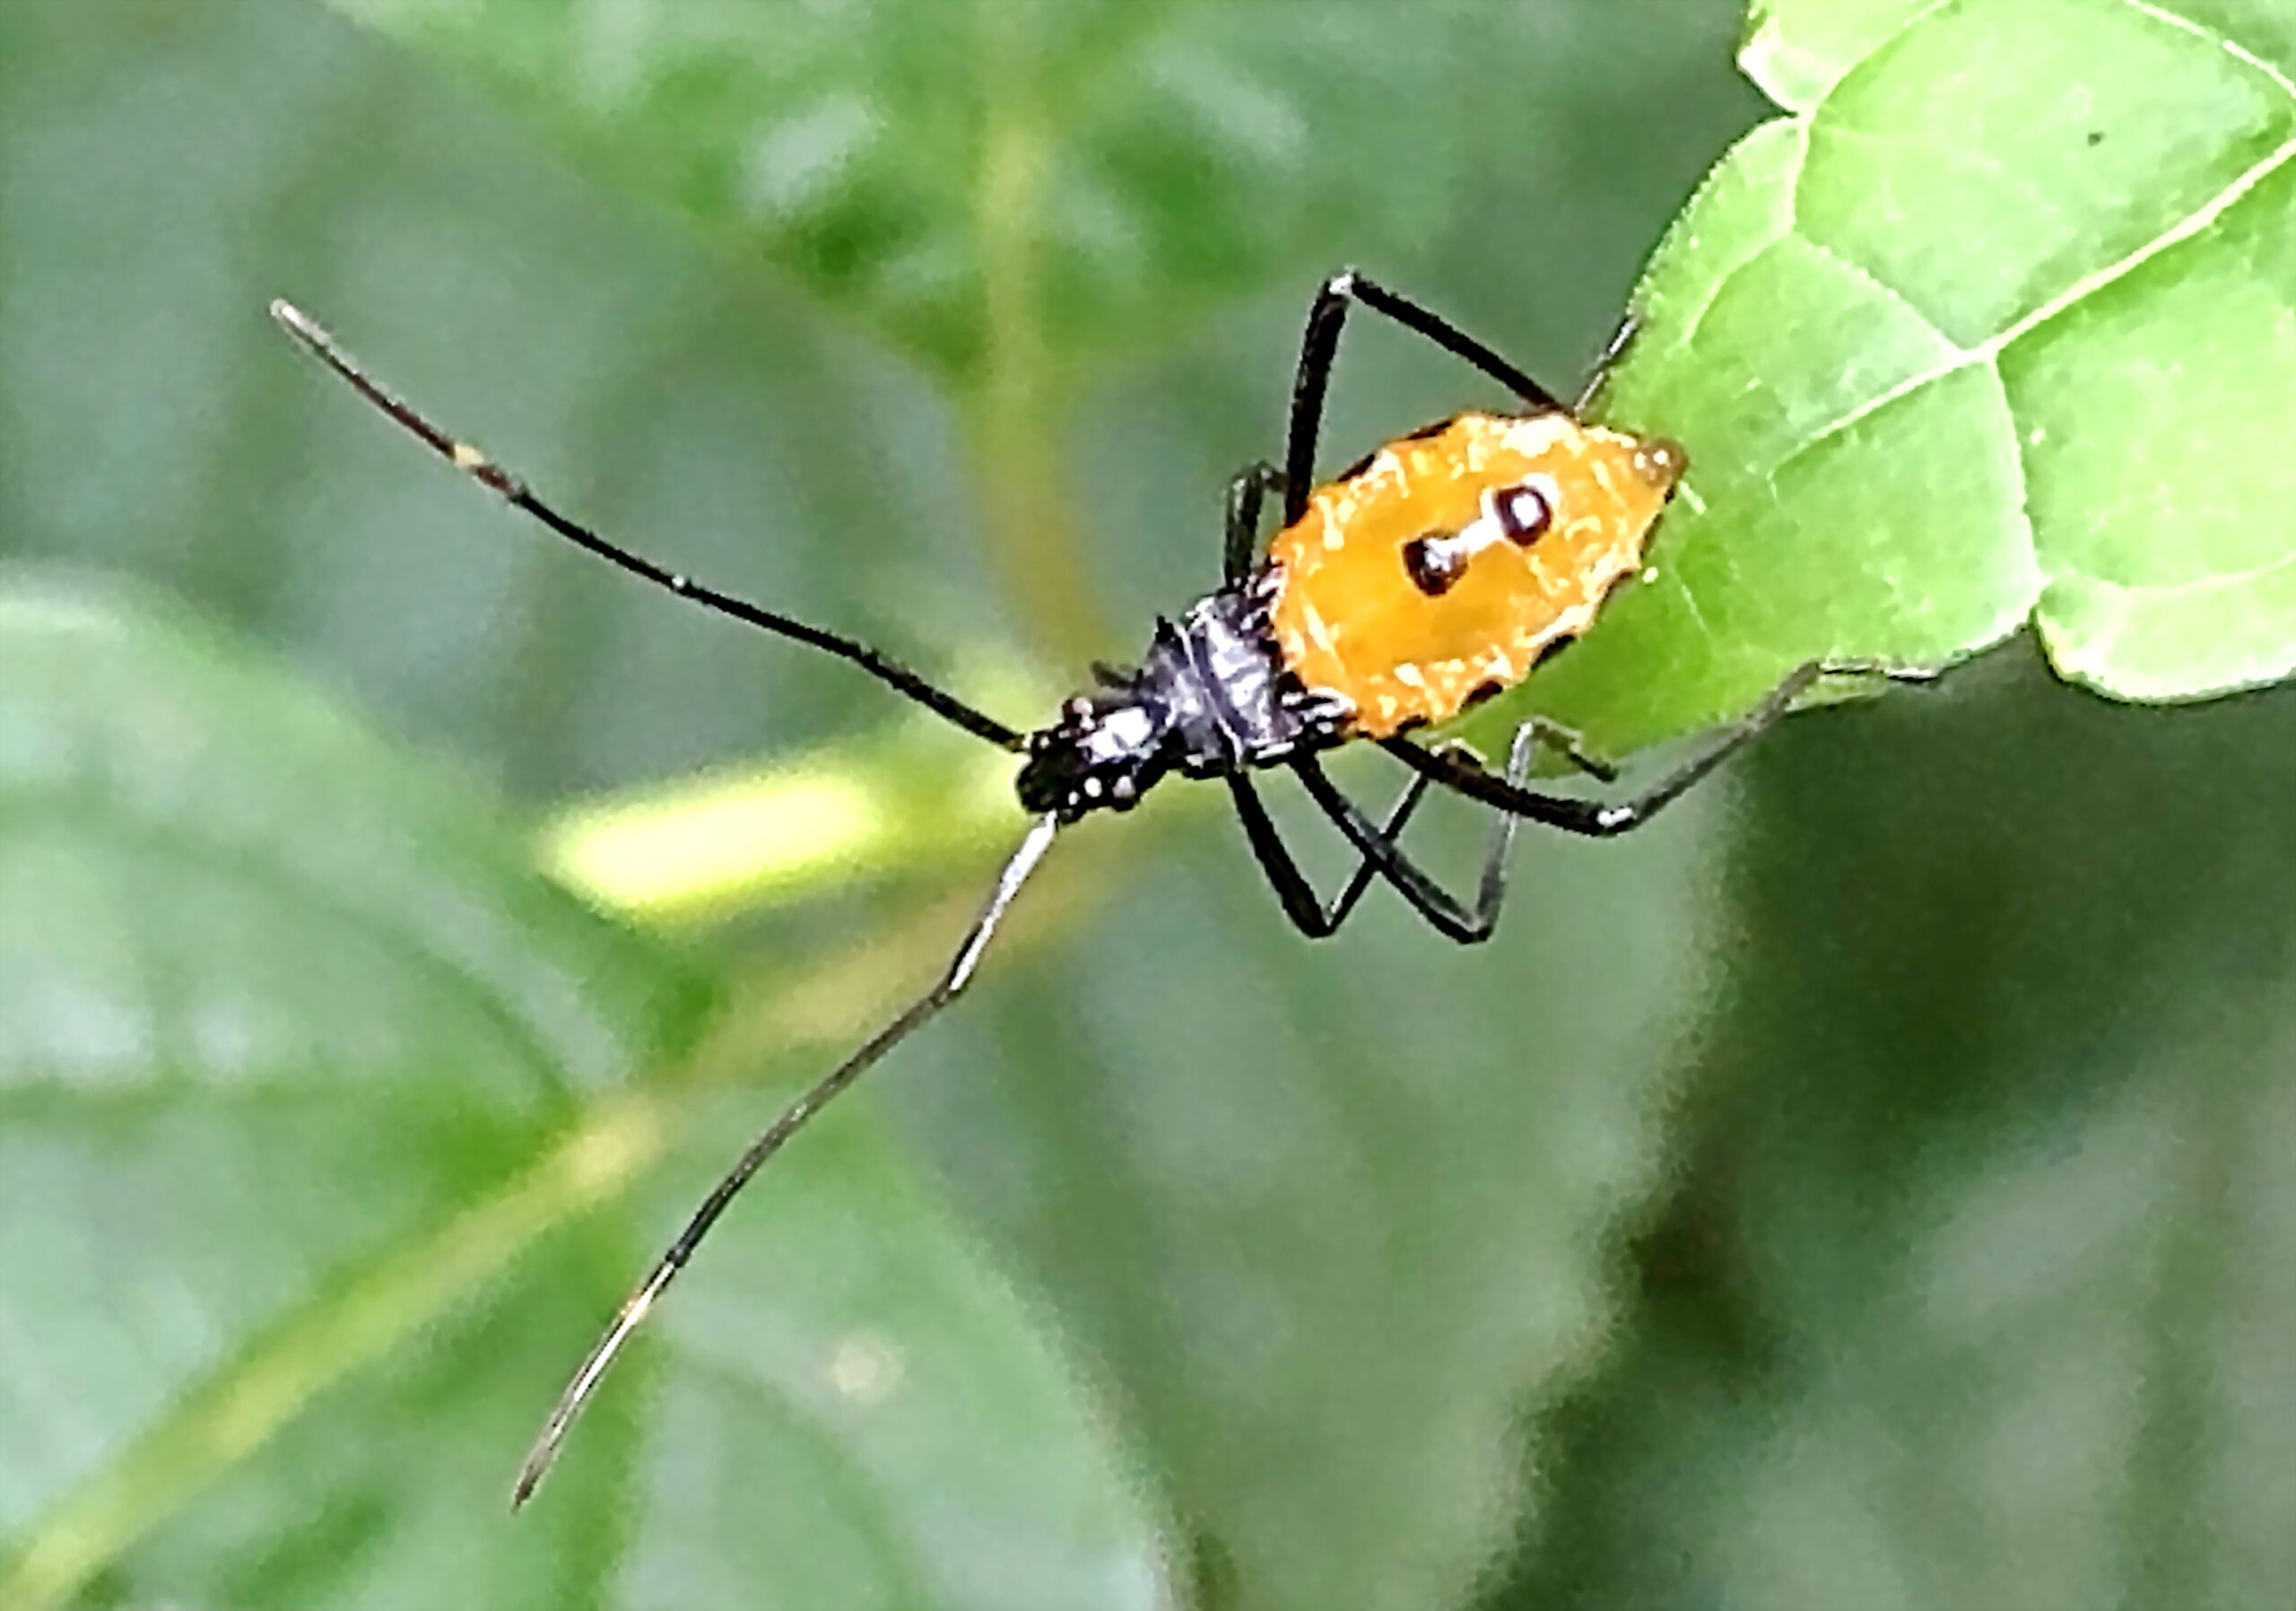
left=1085, top=704, right=1159, bottom=762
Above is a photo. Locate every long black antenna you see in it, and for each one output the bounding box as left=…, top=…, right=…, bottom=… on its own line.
left=510, top=811, right=1062, bottom=1509
left=270, top=299, right=1024, bottom=752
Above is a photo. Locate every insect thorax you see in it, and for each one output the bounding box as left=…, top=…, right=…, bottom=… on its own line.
left=1014, top=574, right=1350, bottom=820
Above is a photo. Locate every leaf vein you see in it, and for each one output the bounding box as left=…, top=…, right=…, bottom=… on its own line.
left=2111, top=0, right=2296, bottom=106
left=0, top=1094, right=667, bottom=1611
left=1771, top=127, right=2296, bottom=475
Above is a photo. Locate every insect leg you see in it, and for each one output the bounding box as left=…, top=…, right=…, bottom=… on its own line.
left=1380, top=661, right=1935, bottom=836
left=270, top=300, right=1022, bottom=751
left=1283, top=269, right=1565, bottom=524
left=1229, top=769, right=1438, bottom=938
left=510, top=813, right=1062, bottom=1510
left=1520, top=715, right=1622, bottom=783
left=1574, top=310, right=1642, bottom=414
left=1223, top=459, right=1284, bottom=585
left=1287, top=736, right=1537, bottom=945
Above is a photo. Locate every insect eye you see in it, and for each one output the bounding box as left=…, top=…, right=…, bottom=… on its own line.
left=1493, top=482, right=1554, bottom=545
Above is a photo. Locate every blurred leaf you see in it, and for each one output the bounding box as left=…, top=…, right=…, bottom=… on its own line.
left=1493, top=659, right=2296, bottom=1610
left=326, top=0, right=1493, bottom=380
left=901, top=775, right=1739, bottom=1611
left=0, top=578, right=1170, bottom=1611
left=0, top=0, right=1022, bottom=801
left=1518, top=0, right=2296, bottom=754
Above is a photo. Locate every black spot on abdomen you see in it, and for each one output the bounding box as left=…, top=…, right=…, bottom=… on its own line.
left=1532, top=632, right=1578, bottom=671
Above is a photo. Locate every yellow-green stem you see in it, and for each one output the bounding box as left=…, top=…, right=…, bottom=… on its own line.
left=970, top=15, right=1114, bottom=668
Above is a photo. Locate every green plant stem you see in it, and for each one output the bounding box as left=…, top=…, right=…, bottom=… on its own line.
left=968, top=14, right=1115, bottom=670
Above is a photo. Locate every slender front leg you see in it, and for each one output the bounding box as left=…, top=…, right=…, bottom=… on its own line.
left=1282, top=269, right=1567, bottom=524
left=1381, top=661, right=1935, bottom=835
left=1223, top=459, right=1284, bottom=584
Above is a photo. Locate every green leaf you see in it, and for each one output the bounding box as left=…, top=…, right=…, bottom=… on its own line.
left=902, top=782, right=1735, bottom=1611
left=0, top=579, right=1170, bottom=1611
left=326, top=0, right=1500, bottom=380
left=1519, top=0, right=2296, bottom=753
left=1737, top=0, right=1932, bottom=110
left=1497, top=658, right=2296, bottom=1610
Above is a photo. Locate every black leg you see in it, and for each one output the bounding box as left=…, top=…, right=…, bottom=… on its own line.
left=1229, top=727, right=1540, bottom=945
left=1230, top=771, right=1411, bottom=939
left=510, top=813, right=1062, bottom=1509
left=1326, top=718, right=1606, bottom=923
left=1380, top=661, right=1935, bottom=836
left=1322, top=769, right=1442, bottom=931
left=1282, top=269, right=1567, bottom=525
left=1520, top=715, right=1622, bottom=784
left=1328, top=712, right=1623, bottom=913
left=1223, top=459, right=1283, bottom=584
left=1290, top=740, right=1535, bottom=945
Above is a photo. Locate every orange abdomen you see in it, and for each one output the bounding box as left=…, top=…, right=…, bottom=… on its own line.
left=1265, top=411, right=1681, bottom=737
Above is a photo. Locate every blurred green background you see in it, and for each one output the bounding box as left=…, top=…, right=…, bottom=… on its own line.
left=6, top=3, right=2296, bottom=1609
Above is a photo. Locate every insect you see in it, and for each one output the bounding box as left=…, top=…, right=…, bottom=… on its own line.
left=274, top=271, right=1908, bottom=1505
